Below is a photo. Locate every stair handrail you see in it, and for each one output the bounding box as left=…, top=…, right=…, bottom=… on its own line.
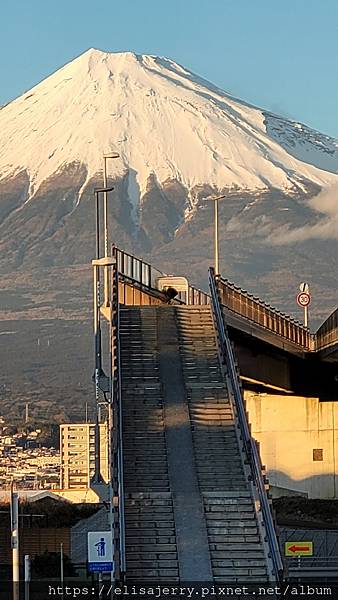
left=111, top=256, right=126, bottom=580
left=209, top=267, right=284, bottom=581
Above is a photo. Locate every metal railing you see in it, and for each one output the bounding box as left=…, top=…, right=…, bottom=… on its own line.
left=113, top=245, right=337, bottom=352
left=316, top=307, right=338, bottom=352
left=114, top=246, right=159, bottom=290
left=112, top=245, right=209, bottom=306
left=218, top=277, right=312, bottom=350
left=111, top=262, right=126, bottom=581
left=209, top=268, right=284, bottom=581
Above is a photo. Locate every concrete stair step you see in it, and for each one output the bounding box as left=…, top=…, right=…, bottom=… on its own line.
left=210, top=546, right=263, bottom=554
left=127, top=560, right=178, bottom=569
left=126, top=551, right=177, bottom=559
left=211, top=559, right=267, bottom=568
left=197, top=464, right=244, bottom=472
left=208, top=530, right=261, bottom=539
left=126, top=570, right=179, bottom=580
left=213, top=567, right=267, bottom=577
left=205, top=507, right=254, bottom=514
left=205, top=520, right=258, bottom=529
left=203, top=491, right=252, bottom=498
left=126, top=543, right=177, bottom=552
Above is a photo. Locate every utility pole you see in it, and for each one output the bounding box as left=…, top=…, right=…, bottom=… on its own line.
left=10, top=482, right=19, bottom=600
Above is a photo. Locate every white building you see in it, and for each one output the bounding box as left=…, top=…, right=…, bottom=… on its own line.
left=60, top=423, right=109, bottom=489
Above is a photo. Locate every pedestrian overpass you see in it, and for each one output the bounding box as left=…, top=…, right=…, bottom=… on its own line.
left=101, top=246, right=337, bottom=583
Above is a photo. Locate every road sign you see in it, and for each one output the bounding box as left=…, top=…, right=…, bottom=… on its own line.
left=88, top=531, right=113, bottom=573
left=285, top=541, right=313, bottom=556
left=299, top=282, right=309, bottom=293
left=297, top=292, right=311, bottom=307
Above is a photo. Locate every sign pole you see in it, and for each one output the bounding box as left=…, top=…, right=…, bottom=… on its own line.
left=298, top=555, right=301, bottom=583
left=24, top=555, right=31, bottom=600
left=297, top=283, right=311, bottom=329
left=10, top=482, right=19, bottom=600
left=60, top=542, right=64, bottom=600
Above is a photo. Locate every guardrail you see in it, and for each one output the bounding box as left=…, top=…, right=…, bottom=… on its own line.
left=113, top=245, right=337, bottom=353
left=209, top=268, right=284, bottom=581
left=114, top=246, right=160, bottom=289
left=218, top=277, right=312, bottom=350
left=111, top=262, right=126, bottom=581
left=112, top=245, right=209, bottom=306
left=316, top=307, right=338, bottom=352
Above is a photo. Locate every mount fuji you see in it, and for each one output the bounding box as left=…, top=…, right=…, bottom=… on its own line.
left=0, top=48, right=337, bottom=323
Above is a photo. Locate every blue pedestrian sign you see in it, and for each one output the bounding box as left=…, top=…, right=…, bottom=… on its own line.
left=88, top=531, right=113, bottom=573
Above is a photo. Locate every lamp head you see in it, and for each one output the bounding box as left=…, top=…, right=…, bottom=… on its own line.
left=206, top=194, right=226, bottom=202
left=103, top=152, right=120, bottom=159
left=94, top=187, right=114, bottom=194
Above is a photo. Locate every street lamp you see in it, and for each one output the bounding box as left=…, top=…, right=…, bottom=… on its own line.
left=207, top=195, right=226, bottom=276
left=103, top=152, right=120, bottom=307
left=94, top=187, right=114, bottom=259
left=93, top=187, right=114, bottom=485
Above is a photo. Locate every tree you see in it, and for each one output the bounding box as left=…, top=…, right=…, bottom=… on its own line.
left=32, top=551, right=76, bottom=578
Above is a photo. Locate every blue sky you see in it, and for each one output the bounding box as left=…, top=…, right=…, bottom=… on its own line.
left=1, top=0, right=338, bottom=137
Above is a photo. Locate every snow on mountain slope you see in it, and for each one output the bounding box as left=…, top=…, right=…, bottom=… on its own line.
left=264, top=113, right=338, bottom=174
left=0, top=48, right=337, bottom=205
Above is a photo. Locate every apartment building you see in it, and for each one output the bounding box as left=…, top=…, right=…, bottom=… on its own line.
left=60, top=423, right=109, bottom=489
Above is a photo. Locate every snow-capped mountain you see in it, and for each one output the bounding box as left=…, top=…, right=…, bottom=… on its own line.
left=0, top=48, right=337, bottom=202
left=0, top=48, right=337, bottom=323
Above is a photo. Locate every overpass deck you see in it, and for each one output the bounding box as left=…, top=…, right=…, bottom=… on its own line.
left=113, top=246, right=338, bottom=361
left=107, top=246, right=336, bottom=581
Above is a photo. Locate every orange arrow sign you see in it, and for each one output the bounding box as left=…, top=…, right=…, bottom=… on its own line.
left=289, top=545, right=309, bottom=553
left=285, top=541, right=313, bottom=556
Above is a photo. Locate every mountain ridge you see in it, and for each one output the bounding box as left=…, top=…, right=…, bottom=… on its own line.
left=0, top=48, right=337, bottom=206
left=0, top=48, right=337, bottom=326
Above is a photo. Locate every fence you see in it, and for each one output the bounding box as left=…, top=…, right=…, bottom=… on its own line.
left=112, top=246, right=209, bottom=306
left=112, top=246, right=337, bottom=352
left=316, top=307, right=338, bottom=352
left=218, top=277, right=312, bottom=350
